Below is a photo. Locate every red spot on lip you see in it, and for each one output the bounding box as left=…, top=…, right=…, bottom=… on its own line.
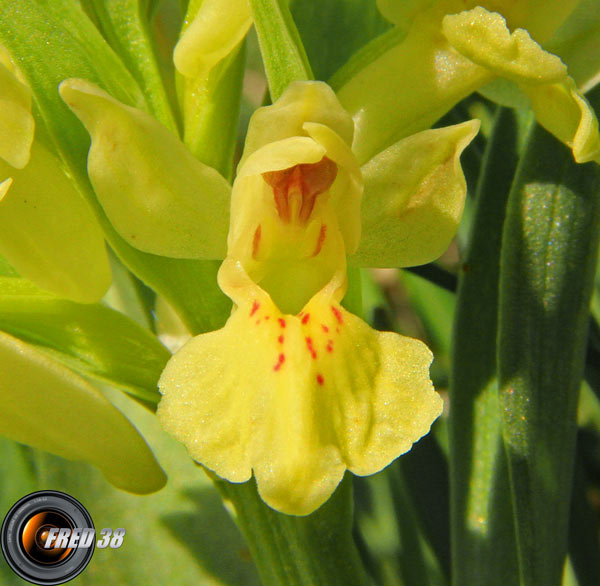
left=278, top=318, right=286, bottom=328
left=316, top=374, right=324, bottom=386
left=250, top=300, right=260, bottom=317
left=321, top=324, right=329, bottom=333
left=301, top=313, right=310, bottom=324
left=278, top=335, right=284, bottom=344
left=305, top=337, right=317, bottom=359
left=331, top=306, right=343, bottom=325
left=326, top=340, right=334, bottom=353
left=273, top=353, right=285, bottom=371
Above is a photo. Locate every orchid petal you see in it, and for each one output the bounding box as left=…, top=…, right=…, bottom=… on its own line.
left=60, top=78, right=231, bottom=260
left=351, top=120, right=479, bottom=268
left=521, top=78, right=600, bottom=163
left=158, top=263, right=441, bottom=515
left=337, top=1, right=591, bottom=163
left=240, top=81, right=354, bottom=166
left=336, top=13, right=491, bottom=163
left=442, top=8, right=567, bottom=85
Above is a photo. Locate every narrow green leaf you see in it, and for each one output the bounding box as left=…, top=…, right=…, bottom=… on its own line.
left=398, top=435, right=451, bottom=582
left=498, top=123, right=600, bottom=585
left=388, top=465, right=447, bottom=586
left=249, top=0, right=313, bottom=100
left=80, top=0, right=178, bottom=132
left=450, top=107, right=527, bottom=586
left=355, top=467, right=447, bottom=586
left=399, top=271, right=455, bottom=355
left=0, top=277, right=169, bottom=405
left=217, top=476, right=371, bottom=586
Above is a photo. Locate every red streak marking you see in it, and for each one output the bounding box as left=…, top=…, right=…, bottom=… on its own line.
left=305, top=337, right=317, bottom=359
left=301, top=313, right=310, bottom=324
left=250, top=300, right=260, bottom=317
left=265, top=315, right=270, bottom=320
left=312, top=224, right=327, bottom=257
left=252, top=225, right=262, bottom=258
left=326, top=340, right=334, bottom=353
left=278, top=335, right=284, bottom=344
left=331, top=306, right=343, bottom=324
left=262, top=158, right=337, bottom=224
left=278, top=318, right=286, bottom=328
left=273, top=353, right=285, bottom=371
left=316, top=374, right=324, bottom=386
left=321, top=324, right=329, bottom=333
left=336, top=327, right=340, bottom=334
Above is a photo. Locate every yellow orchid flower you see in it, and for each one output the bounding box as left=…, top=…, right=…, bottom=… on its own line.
left=60, top=77, right=478, bottom=515
left=0, top=47, right=111, bottom=303
left=334, top=0, right=600, bottom=164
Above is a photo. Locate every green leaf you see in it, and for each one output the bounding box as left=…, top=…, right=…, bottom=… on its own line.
left=355, top=467, right=447, bottom=586
left=249, top=0, right=313, bottom=100
left=497, top=122, right=600, bottom=585
left=450, top=107, right=527, bottom=586
left=79, top=0, right=178, bottom=131
left=291, top=0, right=391, bottom=82
left=0, top=330, right=165, bottom=494
left=0, top=277, right=169, bottom=405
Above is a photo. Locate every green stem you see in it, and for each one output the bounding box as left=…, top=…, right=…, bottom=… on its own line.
left=249, top=0, right=313, bottom=100
left=216, top=477, right=371, bottom=586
